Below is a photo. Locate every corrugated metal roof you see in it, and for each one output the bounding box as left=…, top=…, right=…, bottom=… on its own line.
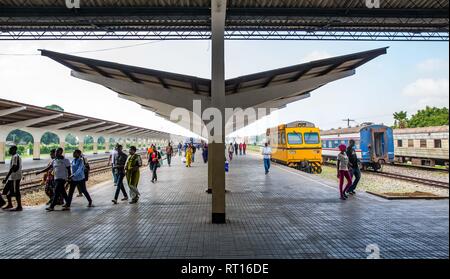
left=0, top=0, right=447, bottom=9
left=1, top=0, right=447, bottom=37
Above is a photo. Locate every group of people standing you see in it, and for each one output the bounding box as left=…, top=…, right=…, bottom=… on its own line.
left=227, top=142, right=247, bottom=161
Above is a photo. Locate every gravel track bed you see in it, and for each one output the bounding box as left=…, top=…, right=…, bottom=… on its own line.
left=319, top=166, right=449, bottom=197
left=383, top=165, right=449, bottom=183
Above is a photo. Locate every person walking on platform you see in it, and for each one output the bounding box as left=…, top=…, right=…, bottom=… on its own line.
left=112, top=145, right=129, bottom=204
left=337, top=144, right=352, bottom=200
left=126, top=146, right=142, bottom=204
left=76, top=151, right=90, bottom=198
left=42, top=149, right=58, bottom=205
left=0, top=146, right=23, bottom=211
left=262, top=143, right=272, bottom=175
left=165, top=143, right=173, bottom=167
left=149, top=148, right=162, bottom=183
left=243, top=142, right=247, bottom=155
left=185, top=144, right=193, bottom=167
left=228, top=143, right=234, bottom=161
left=108, top=143, right=120, bottom=187
left=239, top=143, right=243, bottom=155
left=64, top=150, right=94, bottom=210
left=40, top=148, right=71, bottom=211
left=234, top=142, right=239, bottom=156
left=146, top=144, right=155, bottom=162
left=191, top=144, right=196, bottom=162
left=202, top=143, right=208, bottom=163
left=346, top=139, right=361, bottom=195
left=178, top=142, right=183, bottom=156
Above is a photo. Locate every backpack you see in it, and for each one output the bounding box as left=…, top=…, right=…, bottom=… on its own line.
left=82, top=156, right=90, bottom=181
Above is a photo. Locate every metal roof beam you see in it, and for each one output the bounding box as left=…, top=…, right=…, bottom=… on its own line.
left=9, top=113, right=63, bottom=128
left=105, top=126, right=131, bottom=134
left=116, top=128, right=141, bottom=135
left=43, top=118, right=89, bottom=130
left=91, top=124, right=120, bottom=133
left=75, top=122, right=106, bottom=132
left=0, top=106, right=27, bottom=117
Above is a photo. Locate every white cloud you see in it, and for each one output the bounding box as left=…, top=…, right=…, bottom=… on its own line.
left=303, top=50, right=332, bottom=62
left=417, top=58, right=449, bottom=73
left=402, top=78, right=449, bottom=108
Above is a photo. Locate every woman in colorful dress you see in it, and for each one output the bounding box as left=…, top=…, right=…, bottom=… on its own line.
left=125, top=146, right=143, bottom=204
left=185, top=144, right=193, bottom=167
left=337, top=144, right=353, bottom=200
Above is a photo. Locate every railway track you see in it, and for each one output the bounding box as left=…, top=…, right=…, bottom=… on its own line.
left=365, top=171, right=449, bottom=189
left=391, top=163, right=449, bottom=173
left=323, top=161, right=449, bottom=189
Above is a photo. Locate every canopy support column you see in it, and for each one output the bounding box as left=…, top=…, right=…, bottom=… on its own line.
left=210, top=0, right=227, bottom=224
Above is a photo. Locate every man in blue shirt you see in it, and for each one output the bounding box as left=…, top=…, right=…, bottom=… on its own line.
left=63, top=149, right=94, bottom=210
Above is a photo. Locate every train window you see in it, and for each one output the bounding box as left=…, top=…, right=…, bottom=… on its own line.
left=420, top=139, right=427, bottom=148
left=397, top=140, right=403, bottom=147
left=334, top=140, right=339, bottom=148
left=434, top=139, right=442, bottom=148
left=304, top=133, right=320, bottom=144
left=287, top=133, right=303, bottom=145
left=408, top=139, right=414, bottom=148
left=281, top=132, right=286, bottom=145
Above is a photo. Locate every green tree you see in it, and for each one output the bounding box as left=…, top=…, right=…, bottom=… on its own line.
left=393, top=111, right=408, bottom=128
left=45, top=105, right=64, bottom=112
left=41, top=132, right=60, bottom=145
left=66, top=134, right=78, bottom=145
left=6, top=129, right=33, bottom=144
left=408, top=106, right=449, bottom=128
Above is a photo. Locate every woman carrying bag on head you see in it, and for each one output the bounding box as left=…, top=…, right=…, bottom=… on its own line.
left=149, top=148, right=162, bottom=183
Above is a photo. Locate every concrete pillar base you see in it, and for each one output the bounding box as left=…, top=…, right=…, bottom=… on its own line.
left=0, top=141, right=5, bottom=165
left=212, top=213, right=226, bottom=224
left=210, top=142, right=226, bottom=224
left=206, top=189, right=229, bottom=194
left=33, top=141, right=41, bottom=161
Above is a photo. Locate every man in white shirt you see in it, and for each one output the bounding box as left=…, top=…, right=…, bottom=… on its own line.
left=38, top=147, right=71, bottom=211
left=262, top=142, right=272, bottom=175
left=108, top=143, right=119, bottom=186
left=1, top=146, right=23, bottom=211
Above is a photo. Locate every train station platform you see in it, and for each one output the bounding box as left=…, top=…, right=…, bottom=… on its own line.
left=0, top=153, right=448, bottom=259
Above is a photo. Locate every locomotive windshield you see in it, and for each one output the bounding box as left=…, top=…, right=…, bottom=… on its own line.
left=288, top=132, right=303, bottom=145
left=304, top=133, right=320, bottom=144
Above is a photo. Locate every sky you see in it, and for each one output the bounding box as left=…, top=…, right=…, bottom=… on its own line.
left=0, top=39, right=448, bottom=138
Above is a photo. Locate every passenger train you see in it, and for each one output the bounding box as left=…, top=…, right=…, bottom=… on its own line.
left=321, top=123, right=395, bottom=171
left=266, top=121, right=323, bottom=173
left=393, top=126, right=449, bottom=167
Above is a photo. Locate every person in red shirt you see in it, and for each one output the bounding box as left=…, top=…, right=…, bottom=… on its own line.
left=239, top=143, right=243, bottom=155
left=243, top=142, right=247, bottom=155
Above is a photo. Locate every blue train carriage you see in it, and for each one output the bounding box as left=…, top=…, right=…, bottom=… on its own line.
left=321, top=123, right=394, bottom=171
left=359, top=124, right=395, bottom=170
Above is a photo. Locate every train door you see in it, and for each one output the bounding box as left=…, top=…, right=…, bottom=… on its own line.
left=371, top=127, right=389, bottom=168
